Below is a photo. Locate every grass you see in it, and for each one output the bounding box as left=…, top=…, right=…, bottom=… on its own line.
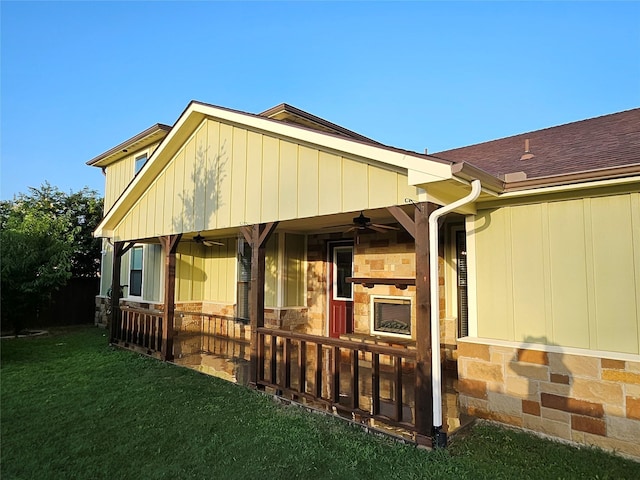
left=2, top=326, right=639, bottom=480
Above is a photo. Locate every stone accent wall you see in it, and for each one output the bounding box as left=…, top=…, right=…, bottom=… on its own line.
left=265, top=307, right=308, bottom=331
left=305, top=234, right=331, bottom=335
left=457, top=339, right=640, bottom=459
left=305, top=229, right=452, bottom=345
left=353, top=232, right=416, bottom=338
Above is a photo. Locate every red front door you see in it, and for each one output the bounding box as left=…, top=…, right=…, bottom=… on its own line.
left=329, top=243, right=354, bottom=338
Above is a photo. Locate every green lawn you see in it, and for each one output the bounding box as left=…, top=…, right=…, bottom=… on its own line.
left=2, top=326, right=638, bottom=480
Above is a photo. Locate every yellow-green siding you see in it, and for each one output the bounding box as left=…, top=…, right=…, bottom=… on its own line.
left=173, top=233, right=306, bottom=308
left=284, top=233, right=306, bottom=307
left=264, top=235, right=279, bottom=307
left=112, top=119, right=418, bottom=241
left=175, top=238, right=237, bottom=303
left=472, top=192, right=640, bottom=355
left=103, top=141, right=163, bottom=212
left=264, top=233, right=306, bottom=308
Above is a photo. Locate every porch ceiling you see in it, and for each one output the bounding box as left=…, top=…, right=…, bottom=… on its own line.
left=187, top=206, right=416, bottom=241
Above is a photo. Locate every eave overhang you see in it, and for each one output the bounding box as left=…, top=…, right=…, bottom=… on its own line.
left=86, top=124, right=172, bottom=168
left=502, top=163, right=640, bottom=194
left=449, top=161, right=640, bottom=204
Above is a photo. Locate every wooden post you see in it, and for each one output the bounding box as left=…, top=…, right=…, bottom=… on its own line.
left=110, top=241, right=125, bottom=344
left=159, top=234, right=181, bottom=361
left=388, top=203, right=435, bottom=441
left=414, top=202, right=434, bottom=444
left=246, top=222, right=278, bottom=387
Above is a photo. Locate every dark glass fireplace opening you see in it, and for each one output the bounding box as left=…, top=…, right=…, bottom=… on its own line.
left=373, top=297, right=411, bottom=336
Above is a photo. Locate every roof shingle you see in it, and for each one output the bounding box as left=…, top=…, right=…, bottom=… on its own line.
left=430, top=108, right=640, bottom=179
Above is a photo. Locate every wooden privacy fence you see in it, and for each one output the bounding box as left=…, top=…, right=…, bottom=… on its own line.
left=257, top=327, right=418, bottom=433
left=114, top=306, right=163, bottom=356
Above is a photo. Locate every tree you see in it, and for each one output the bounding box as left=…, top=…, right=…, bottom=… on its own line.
left=0, top=183, right=103, bottom=333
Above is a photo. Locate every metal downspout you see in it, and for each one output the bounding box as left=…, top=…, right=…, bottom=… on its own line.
left=429, top=179, right=482, bottom=447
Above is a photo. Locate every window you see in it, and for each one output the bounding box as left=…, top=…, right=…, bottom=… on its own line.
left=333, top=246, right=353, bottom=300
left=129, top=246, right=143, bottom=297
left=134, top=154, right=148, bottom=174
left=237, top=239, right=251, bottom=321
left=263, top=233, right=307, bottom=307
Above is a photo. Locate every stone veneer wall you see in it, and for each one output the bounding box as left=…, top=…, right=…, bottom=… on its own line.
left=305, top=233, right=331, bottom=335
left=352, top=232, right=416, bottom=337
left=457, top=339, right=640, bottom=459
left=305, top=229, right=454, bottom=346
left=95, top=296, right=109, bottom=327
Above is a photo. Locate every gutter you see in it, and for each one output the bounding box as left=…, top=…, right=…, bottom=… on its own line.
left=429, top=179, right=482, bottom=447
left=451, top=161, right=640, bottom=195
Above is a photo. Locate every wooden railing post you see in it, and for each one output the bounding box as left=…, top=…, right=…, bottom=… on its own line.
left=110, top=241, right=133, bottom=343
left=254, top=328, right=419, bottom=433
left=389, top=203, right=436, bottom=443
left=242, top=222, right=278, bottom=387
left=159, top=234, right=181, bottom=361
left=414, top=202, right=434, bottom=444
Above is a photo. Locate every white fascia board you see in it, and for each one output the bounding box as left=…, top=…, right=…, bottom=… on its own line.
left=94, top=106, right=206, bottom=238
left=408, top=168, right=453, bottom=185
left=94, top=227, right=112, bottom=239
left=498, top=175, right=640, bottom=198
left=195, top=103, right=453, bottom=178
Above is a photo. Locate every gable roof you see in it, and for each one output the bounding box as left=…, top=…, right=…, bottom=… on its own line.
left=431, top=108, right=640, bottom=180
left=89, top=102, right=640, bottom=241
left=260, top=103, right=382, bottom=144
left=93, top=100, right=455, bottom=239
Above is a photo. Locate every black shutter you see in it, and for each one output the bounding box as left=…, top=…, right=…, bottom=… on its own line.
left=456, top=230, right=469, bottom=337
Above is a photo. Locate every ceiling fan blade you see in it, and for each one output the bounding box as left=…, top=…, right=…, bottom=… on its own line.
left=345, top=226, right=357, bottom=233
left=203, top=240, right=224, bottom=247
left=370, top=223, right=399, bottom=231
left=368, top=225, right=389, bottom=233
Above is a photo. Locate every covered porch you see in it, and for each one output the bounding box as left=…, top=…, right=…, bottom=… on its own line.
left=92, top=102, right=484, bottom=448
left=106, top=203, right=472, bottom=446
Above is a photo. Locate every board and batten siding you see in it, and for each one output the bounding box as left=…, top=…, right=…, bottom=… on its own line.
left=103, top=141, right=163, bottom=212
left=175, top=238, right=237, bottom=304
left=471, top=192, right=640, bottom=355
left=111, top=118, right=418, bottom=241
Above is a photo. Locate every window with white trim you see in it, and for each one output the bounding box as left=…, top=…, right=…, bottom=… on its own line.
left=134, top=153, right=148, bottom=174
left=262, top=233, right=307, bottom=308
left=129, top=246, right=143, bottom=297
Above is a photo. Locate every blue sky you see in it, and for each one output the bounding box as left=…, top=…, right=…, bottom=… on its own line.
left=2, top=1, right=639, bottom=200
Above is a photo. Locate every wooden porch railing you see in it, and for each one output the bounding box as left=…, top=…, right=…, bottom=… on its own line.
left=256, top=327, right=417, bottom=433
left=113, top=306, right=164, bottom=356
left=112, top=307, right=420, bottom=436
left=174, top=311, right=250, bottom=343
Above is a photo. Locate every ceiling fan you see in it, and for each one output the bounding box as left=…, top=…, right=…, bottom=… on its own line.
left=192, top=233, right=224, bottom=247
left=345, top=212, right=399, bottom=234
